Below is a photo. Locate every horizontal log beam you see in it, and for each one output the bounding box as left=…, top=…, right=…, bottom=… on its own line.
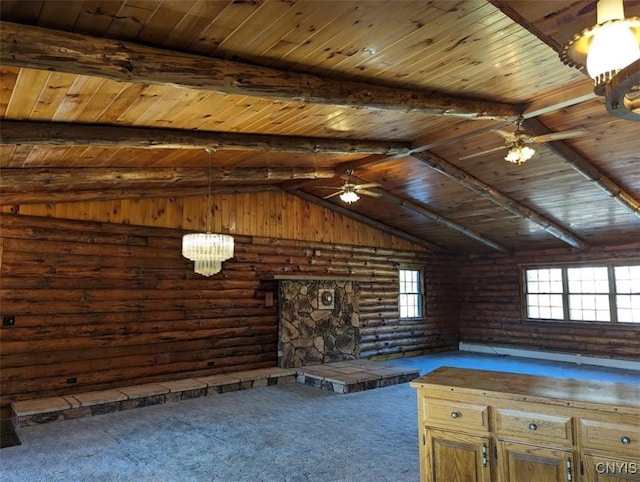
left=523, top=118, right=640, bottom=218
left=0, top=120, right=410, bottom=156
left=410, top=151, right=587, bottom=249
left=0, top=167, right=330, bottom=205
left=1, top=167, right=334, bottom=192
left=0, top=21, right=518, bottom=121
left=1, top=184, right=282, bottom=206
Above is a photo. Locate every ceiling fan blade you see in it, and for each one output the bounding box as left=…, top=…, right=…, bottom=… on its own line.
left=459, top=145, right=508, bottom=160
left=491, top=129, right=518, bottom=142
left=355, top=182, right=381, bottom=189
left=530, top=129, right=589, bottom=143
left=322, top=191, right=342, bottom=200
left=358, top=189, right=382, bottom=198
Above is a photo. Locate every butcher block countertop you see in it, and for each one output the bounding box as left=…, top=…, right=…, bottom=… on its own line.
left=410, top=366, right=640, bottom=415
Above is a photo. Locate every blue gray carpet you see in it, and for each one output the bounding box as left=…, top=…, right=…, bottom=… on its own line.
left=1, top=352, right=637, bottom=482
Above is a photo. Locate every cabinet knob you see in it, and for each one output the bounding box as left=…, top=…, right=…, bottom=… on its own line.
left=528, top=423, right=538, bottom=431
left=450, top=411, right=460, bottom=419
left=621, top=436, right=631, bottom=445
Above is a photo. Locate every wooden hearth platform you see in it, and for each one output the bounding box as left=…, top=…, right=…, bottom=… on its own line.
left=297, top=360, right=420, bottom=394
left=10, top=361, right=419, bottom=430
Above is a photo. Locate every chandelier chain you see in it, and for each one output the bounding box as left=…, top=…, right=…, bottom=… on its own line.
left=206, top=148, right=213, bottom=233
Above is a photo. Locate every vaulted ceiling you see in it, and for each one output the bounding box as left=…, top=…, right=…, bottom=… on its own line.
left=1, top=0, right=639, bottom=254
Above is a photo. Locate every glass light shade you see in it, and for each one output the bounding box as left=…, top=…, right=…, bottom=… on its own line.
left=182, top=233, right=234, bottom=276
left=597, top=0, right=626, bottom=23
left=586, top=21, right=640, bottom=79
left=505, top=146, right=535, bottom=164
left=339, top=190, right=360, bottom=204
left=559, top=0, right=640, bottom=96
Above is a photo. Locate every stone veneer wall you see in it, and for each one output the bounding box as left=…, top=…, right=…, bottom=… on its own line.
left=278, top=280, right=360, bottom=368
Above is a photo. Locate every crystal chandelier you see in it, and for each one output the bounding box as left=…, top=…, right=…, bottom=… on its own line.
left=182, top=232, right=234, bottom=276
left=182, top=149, right=234, bottom=276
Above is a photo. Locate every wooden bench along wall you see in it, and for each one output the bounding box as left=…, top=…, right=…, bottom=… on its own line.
left=0, top=208, right=458, bottom=412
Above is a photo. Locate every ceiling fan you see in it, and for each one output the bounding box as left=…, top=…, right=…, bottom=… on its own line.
left=460, top=118, right=588, bottom=165
left=320, top=170, right=381, bottom=204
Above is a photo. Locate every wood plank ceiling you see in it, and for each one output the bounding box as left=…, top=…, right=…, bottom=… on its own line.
left=0, top=0, right=638, bottom=254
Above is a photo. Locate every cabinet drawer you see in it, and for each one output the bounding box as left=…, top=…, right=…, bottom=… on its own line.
left=495, top=408, right=573, bottom=445
left=421, top=397, right=489, bottom=432
left=580, top=418, right=640, bottom=456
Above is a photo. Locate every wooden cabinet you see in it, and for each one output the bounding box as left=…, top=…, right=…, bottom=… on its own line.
left=580, top=414, right=640, bottom=482
left=411, top=367, right=640, bottom=482
left=496, top=440, right=574, bottom=482
left=423, top=429, right=492, bottom=482
left=582, top=454, right=639, bottom=482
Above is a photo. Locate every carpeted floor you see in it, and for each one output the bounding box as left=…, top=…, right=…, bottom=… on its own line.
left=1, top=352, right=638, bottom=482
left=383, top=351, right=640, bottom=383
left=1, top=382, right=419, bottom=482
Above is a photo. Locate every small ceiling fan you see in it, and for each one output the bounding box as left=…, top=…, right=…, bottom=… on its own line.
left=320, top=170, right=381, bottom=204
left=460, top=117, right=588, bottom=165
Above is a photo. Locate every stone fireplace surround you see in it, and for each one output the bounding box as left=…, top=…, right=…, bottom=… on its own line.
left=278, top=279, right=360, bottom=368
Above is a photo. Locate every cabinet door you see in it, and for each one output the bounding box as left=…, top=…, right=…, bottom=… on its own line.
left=582, top=454, right=640, bottom=481
left=423, top=428, right=491, bottom=482
left=497, top=440, right=574, bottom=482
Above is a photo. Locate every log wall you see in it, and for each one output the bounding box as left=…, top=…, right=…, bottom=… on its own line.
left=458, top=244, right=640, bottom=360
left=0, top=193, right=458, bottom=409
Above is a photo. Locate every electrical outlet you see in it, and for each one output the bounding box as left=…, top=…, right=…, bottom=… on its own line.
left=2, top=315, right=15, bottom=327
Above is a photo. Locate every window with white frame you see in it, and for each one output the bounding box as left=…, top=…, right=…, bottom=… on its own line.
left=567, top=266, right=611, bottom=322
left=523, top=263, right=640, bottom=323
left=525, top=267, right=564, bottom=320
left=399, top=268, right=423, bottom=318
left=615, top=265, right=640, bottom=323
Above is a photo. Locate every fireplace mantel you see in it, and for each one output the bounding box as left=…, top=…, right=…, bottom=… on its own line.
left=273, top=275, right=373, bottom=281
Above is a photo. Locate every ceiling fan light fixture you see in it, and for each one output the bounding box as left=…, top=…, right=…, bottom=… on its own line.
left=505, top=145, right=535, bottom=165
left=561, top=0, right=640, bottom=95
left=339, top=190, right=360, bottom=204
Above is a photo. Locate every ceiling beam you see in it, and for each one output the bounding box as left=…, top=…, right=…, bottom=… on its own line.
left=2, top=185, right=283, bottom=206
left=301, top=119, right=513, bottom=183
left=290, top=190, right=447, bottom=253
left=489, top=0, right=597, bottom=118
left=395, top=197, right=512, bottom=254
left=522, top=81, right=597, bottom=119
left=0, top=167, right=333, bottom=205
left=378, top=189, right=511, bottom=253
left=488, top=0, right=561, bottom=52
left=523, top=118, right=640, bottom=218
left=0, top=21, right=518, bottom=121
left=293, top=178, right=511, bottom=253
left=282, top=120, right=513, bottom=195
left=410, top=151, right=588, bottom=249
left=1, top=120, right=411, bottom=156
